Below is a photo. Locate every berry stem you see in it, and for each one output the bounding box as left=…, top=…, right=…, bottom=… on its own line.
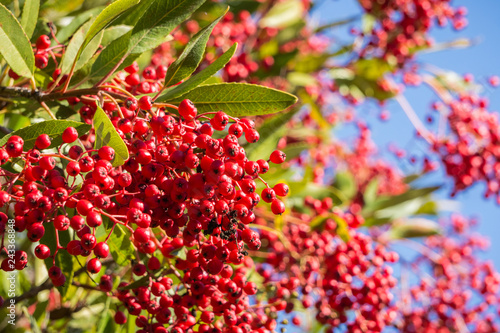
left=40, top=101, right=56, bottom=120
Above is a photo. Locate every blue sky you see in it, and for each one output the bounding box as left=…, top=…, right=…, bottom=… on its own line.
left=314, top=0, right=500, bottom=266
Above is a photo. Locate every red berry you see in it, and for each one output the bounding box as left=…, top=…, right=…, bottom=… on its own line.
left=86, top=211, right=103, bottom=227
left=114, top=311, right=127, bottom=324
left=54, top=215, right=70, bottom=231
left=273, top=183, right=289, bottom=197
left=138, top=96, right=153, bottom=110
left=34, top=244, right=51, bottom=259
left=124, top=62, right=139, bottom=74
left=94, top=242, right=110, bottom=258
left=36, top=35, right=51, bottom=49
left=66, top=161, right=81, bottom=176
left=98, top=146, right=115, bottom=161
left=271, top=199, right=285, bottom=215
left=39, top=156, right=56, bottom=170
left=35, top=54, right=48, bottom=69
left=35, top=134, right=52, bottom=149
left=87, top=258, right=102, bottom=274
left=270, top=150, right=286, bottom=164
left=244, top=129, right=260, bottom=143
left=76, top=200, right=93, bottom=216
left=178, top=99, right=197, bottom=121
left=62, top=127, right=78, bottom=143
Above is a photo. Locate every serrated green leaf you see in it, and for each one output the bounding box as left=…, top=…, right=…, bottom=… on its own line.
left=157, top=43, right=237, bottom=102
left=167, top=82, right=298, bottom=116
left=55, top=6, right=105, bottom=44
left=20, top=0, right=39, bottom=38
left=389, top=218, right=441, bottom=239
left=107, top=224, right=135, bottom=266
left=128, top=0, right=205, bottom=54
left=259, top=0, right=304, bottom=29
left=0, top=120, right=91, bottom=150
left=164, top=7, right=228, bottom=87
left=93, top=106, right=129, bottom=167
left=0, top=3, right=35, bottom=77
left=247, top=108, right=298, bottom=161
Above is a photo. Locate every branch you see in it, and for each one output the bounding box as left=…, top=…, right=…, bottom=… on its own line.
left=0, top=259, right=114, bottom=308
left=1, top=278, right=53, bottom=306
left=0, top=86, right=129, bottom=104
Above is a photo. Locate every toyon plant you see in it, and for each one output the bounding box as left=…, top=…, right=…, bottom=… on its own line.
left=0, top=0, right=499, bottom=332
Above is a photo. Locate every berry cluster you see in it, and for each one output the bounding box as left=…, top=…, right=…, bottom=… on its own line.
left=0, top=91, right=290, bottom=331
left=356, top=0, right=468, bottom=65
left=399, top=215, right=500, bottom=332
left=253, top=214, right=399, bottom=332
left=429, top=92, right=500, bottom=202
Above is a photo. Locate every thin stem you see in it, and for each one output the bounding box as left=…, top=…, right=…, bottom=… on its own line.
left=40, top=101, right=57, bottom=120
left=395, top=95, right=434, bottom=144
left=99, top=85, right=136, bottom=99
left=101, top=92, right=124, bottom=118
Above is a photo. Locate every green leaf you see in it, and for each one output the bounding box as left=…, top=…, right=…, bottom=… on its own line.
left=22, top=306, right=42, bottom=333
left=292, top=53, right=331, bottom=73
left=366, top=186, right=440, bottom=212
left=55, top=6, right=105, bottom=44
left=287, top=72, right=317, bottom=87
left=60, top=19, right=104, bottom=74
left=332, top=58, right=397, bottom=101
left=163, top=7, right=228, bottom=87
left=40, top=223, right=74, bottom=297
left=93, top=106, right=129, bottom=167
left=78, top=0, right=140, bottom=59
left=119, top=275, right=149, bottom=290
left=259, top=0, right=304, bottom=29
left=389, top=218, right=441, bottom=239
left=414, top=200, right=438, bottom=215
left=0, top=3, right=35, bottom=77
left=77, top=32, right=131, bottom=87
left=363, top=178, right=379, bottom=206
left=171, top=247, right=187, bottom=260
left=333, top=171, right=357, bottom=200
left=167, top=82, right=298, bottom=116
left=156, top=43, right=238, bottom=102
left=20, top=0, right=39, bottom=38
left=128, top=0, right=206, bottom=54
left=282, top=142, right=310, bottom=160
left=309, top=214, right=349, bottom=241
left=101, top=25, right=132, bottom=47
left=4, top=113, right=30, bottom=130
left=97, top=295, right=112, bottom=333
left=112, top=0, right=154, bottom=26
left=0, top=120, right=91, bottom=150
left=247, top=108, right=298, bottom=161
left=107, top=224, right=135, bottom=266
